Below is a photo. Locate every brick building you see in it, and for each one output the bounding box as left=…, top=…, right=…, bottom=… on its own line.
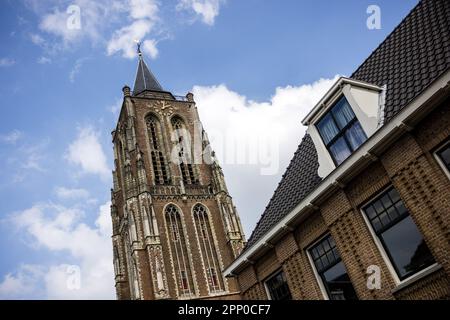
left=110, top=46, right=245, bottom=300
left=224, top=0, right=450, bottom=300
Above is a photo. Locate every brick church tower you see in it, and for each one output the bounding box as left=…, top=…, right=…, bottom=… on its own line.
left=110, top=47, right=246, bottom=300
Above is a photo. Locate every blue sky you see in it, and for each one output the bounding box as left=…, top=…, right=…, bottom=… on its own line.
left=0, top=0, right=418, bottom=299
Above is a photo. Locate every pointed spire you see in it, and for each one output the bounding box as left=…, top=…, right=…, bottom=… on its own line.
left=133, top=41, right=164, bottom=95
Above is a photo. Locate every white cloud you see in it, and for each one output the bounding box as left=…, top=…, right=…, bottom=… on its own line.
left=55, top=187, right=90, bottom=200
left=108, top=98, right=123, bottom=115
left=177, top=0, right=224, bottom=25
left=29, top=0, right=125, bottom=55
left=0, top=58, right=16, bottom=67
left=192, top=76, right=339, bottom=235
left=65, top=126, right=110, bottom=179
left=38, top=0, right=110, bottom=45
left=130, top=0, right=159, bottom=20
left=30, top=33, right=45, bottom=46
left=0, top=201, right=115, bottom=299
left=69, top=58, right=88, bottom=83
left=37, top=56, right=52, bottom=64
left=21, top=139, right=49, bottom=173
left=107, top=0, right=160, bottom=59
left=39, top=8, right=79, bottom=44
left=96, top=201, right=113, bottom=237
left=1, top=137, right=49, bottom=184
left=0, top=265, right=45, bottom=299
left=28, top=0, right=222, bottom=60
left=142, top=39, right=159, bottom=59
left=107, top=20, right=156, bottom=59
left=0, top=130, right=22, bottom=144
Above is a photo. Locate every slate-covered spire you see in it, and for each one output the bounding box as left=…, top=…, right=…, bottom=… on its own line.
left=133, top=42, right=163, bottom=95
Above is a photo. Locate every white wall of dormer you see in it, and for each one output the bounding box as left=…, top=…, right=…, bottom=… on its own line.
left=306, top=80, right=383, bottom=178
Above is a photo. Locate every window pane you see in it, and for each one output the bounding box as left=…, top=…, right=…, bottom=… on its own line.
left=373, top=201, right=384, bottom=214
left=379, top=212, right=390, bottom=227
left=437, top=144, right=450, bottom=170
left=332, top=97, right=355, bottom=129
left=386, top=206, right=399, bottom=221
left=380, top=215, right=435, bottom=279
left=323, top=239, right=331, bottom=252
left=365, top=206, right=377, bottom=219
left=394, top=201, right=408, bottom=215
left=381, top=194, right=392, bottom=209
left=266, top=271, right=292, bottom=300
left=363, top=188, right=409, bottom=231
left=311, top=247, right=319, bottom=259
left=329, top=137, right=352, bottom=165
left=318, top=113, right=339, bottom=145
left=388, top=189, right=400, bottom=203
left=311, top=235, right=340, bottom=272
left=322, top=261, right=358, bottom=300
left=345, top=122, right=367, bottom=151
left=372, top=218, right=382, bottom=233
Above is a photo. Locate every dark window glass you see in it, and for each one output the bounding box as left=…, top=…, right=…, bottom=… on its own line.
left=329, top=137, right=352, bottom=165
left=209, top=268, right=219, bottom=288
left=317, top=96, right=367, bottom=165
left=265, top=271, right=291, bottom=300
left=310, top=235, right=358, bottom=300
left=437, top=144, right=450, bottom=171
left=322, top=261, right=356, bottom=300
left=362, top=187, right=435, bottom=280
left=180, top=270, right=188, bottom=290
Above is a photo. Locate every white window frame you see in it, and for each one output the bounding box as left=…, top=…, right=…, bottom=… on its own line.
left=433, top=140, right=450, bottom=180
left=305, top=233, right=338, bottom=300
left=263, top=269, right=290, bottom=301
left=360, top=186, right=440, bottom=287
left=314, top=93, right=368, bottom=167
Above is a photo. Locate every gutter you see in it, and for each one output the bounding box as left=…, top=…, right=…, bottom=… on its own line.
left=224, top=70, right=450, bottom=277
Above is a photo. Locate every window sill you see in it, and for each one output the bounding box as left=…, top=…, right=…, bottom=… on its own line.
left=391, top=263, right=442, bottom=294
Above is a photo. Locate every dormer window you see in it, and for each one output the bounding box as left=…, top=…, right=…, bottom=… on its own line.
left=302, top=77, right=385, bottom=178
left=317, top=96, right=367, bottom=165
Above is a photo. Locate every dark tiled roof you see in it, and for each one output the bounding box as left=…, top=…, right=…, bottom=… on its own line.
left=244, top=0, right=450, bottom=251
left=352, top=0, right=450, bottom=122
left=246, top=134, right=322, bottom=247
left=133, top=56, right=164, bottom=95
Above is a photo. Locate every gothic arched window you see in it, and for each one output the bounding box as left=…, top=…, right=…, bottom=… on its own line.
left=146, top=114, right=170, bottom=185
left=171, top=116, right=198, bottom=185
left=193, top=204, right=224, bottom=293
left=165, top=204, right=195, bottom=296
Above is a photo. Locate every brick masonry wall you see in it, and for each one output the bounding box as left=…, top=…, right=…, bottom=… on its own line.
left=111, top=93, right=245, bottom=300
left=235, top=99, right=450, bottom=300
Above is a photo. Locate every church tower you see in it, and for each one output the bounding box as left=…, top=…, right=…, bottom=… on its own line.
left=110, top=47, right=246, bottom=300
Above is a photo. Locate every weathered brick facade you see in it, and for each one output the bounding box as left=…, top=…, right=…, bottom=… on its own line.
left=110, top=56, right=245, bottom=300
left=234, top=98, right=450, bottom=300
left=226, top=0, right=450, bottom=300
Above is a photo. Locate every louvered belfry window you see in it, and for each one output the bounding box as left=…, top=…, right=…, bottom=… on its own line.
left=171, top=116, right=198, bottom=185
left=146, top=115, right=170, bottom=184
